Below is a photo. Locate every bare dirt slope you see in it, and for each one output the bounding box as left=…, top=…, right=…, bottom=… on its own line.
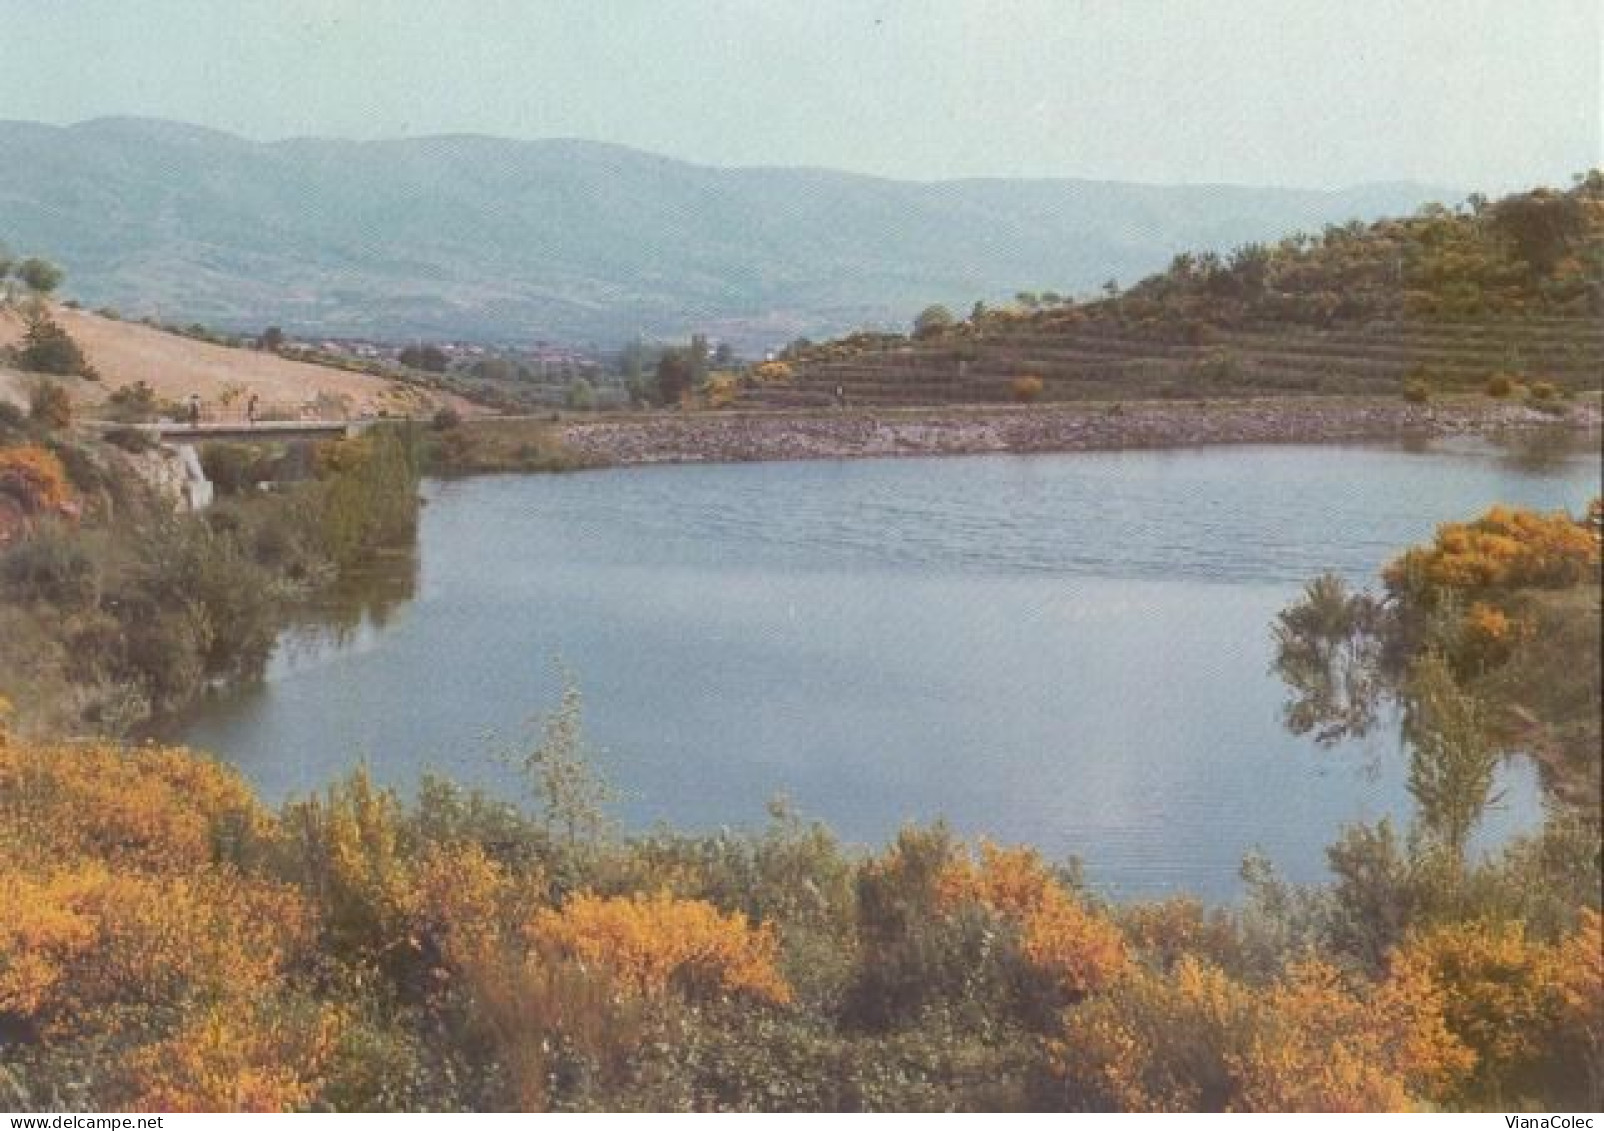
left=0, top=305, right=475, bottom=418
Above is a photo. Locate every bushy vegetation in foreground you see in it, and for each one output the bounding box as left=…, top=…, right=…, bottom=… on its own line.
left=0, top=426, right=421, bottom=736
left=0, top=503, right=1597, bottom=1112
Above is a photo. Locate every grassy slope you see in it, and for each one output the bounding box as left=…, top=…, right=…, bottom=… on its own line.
left=0, top=305, right=477, bottom=418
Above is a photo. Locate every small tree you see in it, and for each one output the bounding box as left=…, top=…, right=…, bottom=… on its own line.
left=565, top=377, right=596, bottom=411
left=258, top=326, right=285, bottom=351
left=15, top=258, right=63, bottom=296
left=16, top=306, right=89, bottom=377
left=1403, top=653, right=1500, bottom=867
left=106, top=381, right=162, bottom=422
left=199, top=442, right=268, bottom=496
left=688, top=333, right=711, bottom=385
left=913, top=304, right=955, bottom=339
left=399, top=343, right=449, bottom=373
left=655, top=348, right=695, bottom=406
left=1491, top=189, right=1585, bottom=277
left=28, top=380, right=73, bottom=431
left=519, top=672, right=615, bottom=849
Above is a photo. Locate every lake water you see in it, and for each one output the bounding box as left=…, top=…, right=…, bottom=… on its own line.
left=180, top=436, right=1602, bottom=900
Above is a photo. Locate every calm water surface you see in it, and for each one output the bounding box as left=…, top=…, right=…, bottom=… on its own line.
left=180, top=437, right=1602, bottom=900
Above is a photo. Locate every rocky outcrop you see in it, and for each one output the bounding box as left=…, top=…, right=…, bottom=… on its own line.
left=126, top=446, right=201, bottom=511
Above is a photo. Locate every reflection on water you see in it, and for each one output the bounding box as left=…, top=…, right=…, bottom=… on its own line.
left=1493, top=428, right=1597, bottom=477
left=270, top=546, right=419, bottom=676
left=180, top=438, right=1601, bottom=901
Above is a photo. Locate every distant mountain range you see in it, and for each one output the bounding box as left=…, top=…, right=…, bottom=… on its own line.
left=0, top=117, right=1453, bottom=349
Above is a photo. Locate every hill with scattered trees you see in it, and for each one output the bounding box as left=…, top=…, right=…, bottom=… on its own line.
left=742, top=175, right=1602, bottom=409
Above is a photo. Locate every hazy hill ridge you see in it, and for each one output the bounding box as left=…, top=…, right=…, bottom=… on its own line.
left=0, top=117, right=1447, bottom=347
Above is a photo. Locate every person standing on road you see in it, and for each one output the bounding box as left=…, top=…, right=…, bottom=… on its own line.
left=247, top=393, right=259, bottom=424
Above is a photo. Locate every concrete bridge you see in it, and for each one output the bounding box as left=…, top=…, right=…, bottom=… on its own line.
left=96, top=397, right=381, bottom=444
left=92, top=404, right=381, bottom=510
left=138, top=418, right=362, bottom=443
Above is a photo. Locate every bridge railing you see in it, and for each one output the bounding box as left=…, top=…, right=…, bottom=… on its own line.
left=171, top=399, right=353, bottom=424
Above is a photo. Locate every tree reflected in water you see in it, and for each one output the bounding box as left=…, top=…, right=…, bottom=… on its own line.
left=281, top=543, right=419, bottom=652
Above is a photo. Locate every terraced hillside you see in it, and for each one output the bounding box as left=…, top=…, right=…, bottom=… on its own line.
left=740, top=176, right=1603, bottom=409
left=745, top=315, right=1603, bottom=409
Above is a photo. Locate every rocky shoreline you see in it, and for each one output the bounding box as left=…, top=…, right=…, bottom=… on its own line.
left=556, top=398, right=1602, bottom=467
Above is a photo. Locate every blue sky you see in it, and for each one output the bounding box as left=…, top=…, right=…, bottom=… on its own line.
left=0, top=0, right=1596, bottom=189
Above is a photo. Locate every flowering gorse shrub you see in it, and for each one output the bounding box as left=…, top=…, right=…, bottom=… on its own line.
left=0, top=445, right=73, bottom=515
left=1385, top=504, right=1600, bottom=599
left=526, top=890, right=792, bottom=1005
left=936, top=842, right=1127, bottom=998
left=1052, top=953, right=1471, bottom=1112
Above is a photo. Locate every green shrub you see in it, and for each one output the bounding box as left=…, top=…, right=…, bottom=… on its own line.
left=105, top=381, right=164, bottom=423
left=45, top=438, right=115, bottom=499
left=912, top=305, right=955, bottom=340
left=1484, top=374, right=1514, bottom=398
left=104, top=427, right=158, bottom=454
left=838, top=825, right=1039, bottom=1033
left=200, top=442, right=269, bottom=496
left=16, top=309, right=89, bottom=377
left=631, top=1007, right=1047, bottom=1112
left=28, top=380, right=72, bottom=430
left=1529, top=380, right=1558, bottom=401
left=0, top=401, right=28, bottom=442
left=1403, top=380, right=1431, bottom=404
left=0, top=523, right=100, bottom=608
left=565, top=379, right=597, bottom=411
left=311, top=427, right=422, bottom=568
left=111, top=515, right=287, bottom=687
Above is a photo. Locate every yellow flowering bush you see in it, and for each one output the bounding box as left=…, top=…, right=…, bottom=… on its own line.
left=937, top=842, right=1127, bottom=998
left=1387, top=916, right=1601, bottom=1106
left=0, top=445, right=73, bottom=515
left=526, top=890, right=792, bottom=1005
left=1385, top=504, right=1599, bottom=599
left=121, top=1000, right=346, bottom=1112
left=1053, top=955, right=1470, bottom=1112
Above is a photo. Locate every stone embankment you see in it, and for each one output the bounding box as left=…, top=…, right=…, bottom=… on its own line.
left=557, top=398, right=1602, bottom=467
